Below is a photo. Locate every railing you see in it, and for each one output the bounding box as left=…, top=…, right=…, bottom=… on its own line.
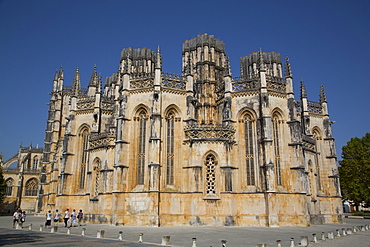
left=162, top=72, right=186, bottom=90
left=184, top=123, right=235, bottom=143
left=308, top=100, right=322, bottom=114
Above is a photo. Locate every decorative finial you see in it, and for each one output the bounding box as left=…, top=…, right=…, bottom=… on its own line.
left=284, top=55, right=293, bottom=78
left=59, top=66, right=64, bottom=79
left=320, top=84, right=327, bottom=103
left=300, top=80, right=307, bottom=98
left=72, top=66, right=81, bottom=95
left=89, top=65, right=98, bottom=87
left=157, top=45, right=161, bottom=54
left=259, top=48, right=266, bottom=71
left=54, top=69, right=59, bottom=81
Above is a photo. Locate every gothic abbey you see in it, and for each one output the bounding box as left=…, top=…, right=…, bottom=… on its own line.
left=2, top=34, right=343, bottom=226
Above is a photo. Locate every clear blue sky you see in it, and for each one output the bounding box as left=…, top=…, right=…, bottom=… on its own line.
left=0, top=0, right=369, bottom=161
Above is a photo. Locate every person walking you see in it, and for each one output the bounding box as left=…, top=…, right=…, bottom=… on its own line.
left=20, top=211, right=26, bottom=228
left=70, top=209, right=77, bottom=227
left=54, top=209, right=60, bottom=226
left=77, top=209, right=84, bottom=226
left=45, top=210, right=52, bottom=228
left=12, top=209, right=21, bottom=228
left=64, top=209, right=70, bottom=227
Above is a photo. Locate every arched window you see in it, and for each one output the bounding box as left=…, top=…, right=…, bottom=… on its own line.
left=79, top=128, right=89, bottom=189
left=137, top=110, right=147, bottom=185
left=25, top=178, right=38, bottom=196
left=244, top=114, right=256, bottom=186
left=32, top=156, right=39, bottom=170
left=166, top=111, right=175, bottom=185
left=272, top=114, right=282, bottom=186
left=5, top=178, right=14, bottom=196
left=313, top=129, right=322, bottom=191
left=205, top=154, right=217, bottom=195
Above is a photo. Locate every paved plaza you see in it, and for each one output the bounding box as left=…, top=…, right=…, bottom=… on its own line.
left=1, top=215, right=370, bottom=246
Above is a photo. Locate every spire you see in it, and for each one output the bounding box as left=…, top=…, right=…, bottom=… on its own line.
left=300, top=80, right=307, bottom=98
left=97, top=73, right=102, bottom=93
left=284, top=55, right=293, bottom=78
left=89, top=65, right=98, bottom=87
left=54, top=70, right=59, bottom=81
left=320, top=84, right=327, bottom=103
left=72, top=67, right=81, bottom=96
left=59, top=66, right=64, bottom=80
left=155, top=45, right=162, bottom=69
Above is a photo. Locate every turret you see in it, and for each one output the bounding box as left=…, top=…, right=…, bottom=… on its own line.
left=320, top=84, right=328, bottom=116
left=300, top=80, right=311, bottom=135
left=88, top=65, right=98, bottom=96
left=71, top=67, right=81, bottom=96
left=182, top=33, right=228, bottom=124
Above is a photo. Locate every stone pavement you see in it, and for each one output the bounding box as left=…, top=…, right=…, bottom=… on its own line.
left=1, top=215, right=370, bottom=246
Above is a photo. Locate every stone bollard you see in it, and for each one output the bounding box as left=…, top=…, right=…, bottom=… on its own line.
left=336, top=229, right=341, bottom=237
left=192, top=238, right=197, bottom=247
left=300, top=236, right=309, bottom=246
left=353, top=226, right=357, bottom=233
left=327, top=231, right=334, bottom=240
left=365, top=224, right=369, bottom=230
left=342, top=228, right=347, bottom=236
left=15, top=222, right=20, bottom=229
left=81, top=228, right=86, bottom=237
left=161, top=236, right=170, bottom=246
left=347, top=228, right=353, bottom=235
left=96, top=230, right=101, bottom=238
left=138, top=233, right=143, bottom=243
left=312, top=233, right=318, bottom=243
left=361, top=225, right=366, bottom=231
left=321, top=232, right=326, bottom=241
left=54, top=226, right=58, bottom=233
left=39, top=225, right=43, bottom=232
left=118, top=231, right=123, bottom=240
left=101, top=230, right=105, bottom=238
left=51, top=226, right=55, bottom=233
left=276, top=240, right=282, bottom=247
left=67, top=227, right=71, bottom=235
left=290, top=238, right=295, bottom=247
left=256, top=244, right=267, bottom=247
left=28, top=224, right=32, bottom=231
left=221, top=240, right=227, bottom=247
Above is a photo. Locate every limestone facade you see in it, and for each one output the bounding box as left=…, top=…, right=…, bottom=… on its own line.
left=3, top=34, right=343, bottom=226
left=1, top=146, right=43, bottom=214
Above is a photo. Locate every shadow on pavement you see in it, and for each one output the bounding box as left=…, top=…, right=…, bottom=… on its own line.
left=0, top=232, right=44, bottom=246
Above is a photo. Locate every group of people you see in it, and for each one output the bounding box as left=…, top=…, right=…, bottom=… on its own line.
left=13, top=208, right=84, bottom=228
left=47, top=209, right=84, bottom=227
left=12, top=208, right=26, bottom=228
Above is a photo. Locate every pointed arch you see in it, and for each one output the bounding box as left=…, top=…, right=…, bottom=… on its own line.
left=165, top=110, right=175, bottom=185
left=134, top=107, right=149, bottom=185
left=5, top=178, right=14, bottom=196
left=25, top=178, right=38, bottom=196
left=237, top=108, right=258, bottom=186
left=203, top=151, right=218, bottom=195
left=32, top=155, right=39, bottom=170
left=78, top=125, right=90, bottom=189
left=272, top=111, right=283, bottom=186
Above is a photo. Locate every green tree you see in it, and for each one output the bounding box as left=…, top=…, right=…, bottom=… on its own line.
left=0, top=166, right=6, bottom=204
left=339, top=133, right=370, bottom=211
